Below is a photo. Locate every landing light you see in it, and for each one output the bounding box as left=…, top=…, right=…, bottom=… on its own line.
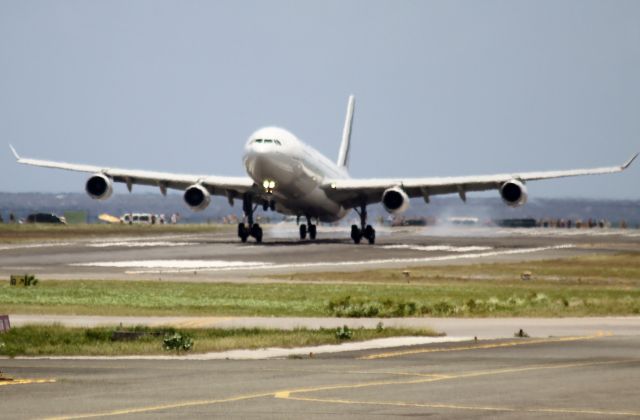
left=262, top=179, right=276, bottom=193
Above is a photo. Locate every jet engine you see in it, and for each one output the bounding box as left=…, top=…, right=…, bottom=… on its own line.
left=183, top=184, right=211, bottom=211
left=85, top=174, right=113, bottom=200
left=500, top=179, right=528, bottom=207
left=382, top=186, right=410, bottom=214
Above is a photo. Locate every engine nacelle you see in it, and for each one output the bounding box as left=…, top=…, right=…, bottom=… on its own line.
left=382, top=186, right=410, bottom=214
left=85, top=174, right=113, bottom=200
left=500, top=179, right=528, bottom=207
left=183, top=184, right=211, bottom=211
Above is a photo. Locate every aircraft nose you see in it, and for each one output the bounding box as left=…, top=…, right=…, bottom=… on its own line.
left=243, top=146, right=271, bottom=178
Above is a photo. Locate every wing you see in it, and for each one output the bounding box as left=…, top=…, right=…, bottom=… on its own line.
left=322, top=153, right=638, bottom=209
left=10, top=145, right=256, bottom=198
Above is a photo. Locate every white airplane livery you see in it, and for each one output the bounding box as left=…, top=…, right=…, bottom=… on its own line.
left=11, top=95, right=638, bottom=244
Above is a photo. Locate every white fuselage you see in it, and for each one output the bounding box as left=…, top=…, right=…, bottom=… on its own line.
left=242, top=127, right=350, bottom=222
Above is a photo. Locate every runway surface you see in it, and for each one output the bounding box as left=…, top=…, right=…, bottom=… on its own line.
left=0, top=225, right=638, bottom=281
left=2, top=334, right=639, bottom=419
left=2, top=226, right=640, bottom=418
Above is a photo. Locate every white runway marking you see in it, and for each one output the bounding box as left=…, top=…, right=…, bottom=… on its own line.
left=0, top=242, right=73, bottom=251
left=88, top=241, right=196, bottom=248
left=75, top=260, right=268, bottom=269
left=382, top=244, right=493, bottom=252
left=497, top=228, right=640, bottom=238
left=72, top=244, right=575, bottom=274
left=0, top=236, right=199, bottom=252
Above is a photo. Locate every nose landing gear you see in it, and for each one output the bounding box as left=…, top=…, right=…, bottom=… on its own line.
left=351, top=204, right=375, bottom=244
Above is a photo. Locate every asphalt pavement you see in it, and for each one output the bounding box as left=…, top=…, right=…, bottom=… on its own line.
left=2, top=334, right=639, bottom=419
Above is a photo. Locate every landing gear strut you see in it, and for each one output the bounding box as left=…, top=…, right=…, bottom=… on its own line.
left=351, top=204, right=375, bottom=244
left=238, top=194, right=262, bottom=243
left=298, top=214, right=317, bottom=240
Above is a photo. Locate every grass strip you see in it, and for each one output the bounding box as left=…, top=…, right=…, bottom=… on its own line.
left=1, top=279, right=639, bottom=318
left=0, top=324, right=437, bottom=357
left=1, top=253, right=638, bottom=317
left=277, top=252, right=640, bottom=285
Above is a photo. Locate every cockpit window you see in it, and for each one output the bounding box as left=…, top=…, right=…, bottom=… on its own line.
left=253, top=138, right=283, bottom=145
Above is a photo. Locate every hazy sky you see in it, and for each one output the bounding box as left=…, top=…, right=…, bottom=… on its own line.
left=1, top=1, right=638, bottom=199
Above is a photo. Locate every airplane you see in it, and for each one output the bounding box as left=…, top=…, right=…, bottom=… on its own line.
left=10, top=95, right=638, bottom=244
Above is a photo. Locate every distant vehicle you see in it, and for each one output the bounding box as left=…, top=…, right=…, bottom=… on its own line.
left=120, top=213, right=153, bottom=224
left=391, top=217, right=428, bottom=227
left=447, top=217, right=480, bottom=226
left=10, top=95, right=638, bottom=244
left=495, top=218, right=537, bottom=228
left=98, top=213, right=121, bottom=224
left=25, top=213, right=67, bottom=224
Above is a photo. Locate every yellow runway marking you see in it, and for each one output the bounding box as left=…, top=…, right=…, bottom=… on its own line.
left=360, top=331, right=612, bottom=360
left=260, top=367, right=448, bottom=379
left=275, top=359, right=632, bottom=398
left=283, top=395, right=640, bottom=417
left=273, top=375, right=449, bottom=399
left=276, top=359, right=640, bottom=416
left=0, top=378, right=56, bottom=386
left=44, top=391, right=274, bottom=420
left=41, top=334, right=637, bottom=419
left=43, top=359, right=639, bottom=418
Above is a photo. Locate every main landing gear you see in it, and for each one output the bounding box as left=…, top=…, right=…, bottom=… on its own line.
left=298, top=215, right=317, bottom=240
left=351, top=204, right=375, bottom=244
left=238, top=194, right=262, bottom=243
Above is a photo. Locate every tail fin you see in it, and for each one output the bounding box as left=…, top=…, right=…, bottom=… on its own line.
left=337, top=95, right=355, bottom=168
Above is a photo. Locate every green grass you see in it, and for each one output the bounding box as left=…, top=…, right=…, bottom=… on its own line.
left=0, top=324, right=437, bottom=357
left=1, top=253, right=638, bottom=318
left=278, top=253, right=640, bottom=286
left=0, top=278, right=639, bottom=319
left=0, top=223, right=231, bottom=243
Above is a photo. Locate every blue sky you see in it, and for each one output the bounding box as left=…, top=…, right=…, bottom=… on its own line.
left=1, top=1, right=638, bottom=198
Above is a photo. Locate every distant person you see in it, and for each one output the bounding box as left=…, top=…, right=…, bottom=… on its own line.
left=151, top=214, right=157, bottom=225
left=170, top=213, right=177, bottom=224
left=9, top=213, right=15, bottom=224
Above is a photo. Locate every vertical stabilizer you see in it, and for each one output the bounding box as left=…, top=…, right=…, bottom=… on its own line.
left=337, top=95, right=355, bottom=168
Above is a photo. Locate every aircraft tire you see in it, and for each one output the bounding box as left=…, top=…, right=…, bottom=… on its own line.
left=351, top=225, right=362, bottom=244
left=309, top=224, right=317, bottom=240
left=251, top=223, right=262, bottom=239
left=238, top=223, right=249, bottom=243
left=299, top=224, right=307, bottom=240
left=364, top=225, right=375, bottom=244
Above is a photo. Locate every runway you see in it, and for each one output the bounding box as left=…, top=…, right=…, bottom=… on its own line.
left=2, top=334, right=639, bottom=419
left=0, top=225, right=638, bottom=281
left=2, top=226, right=640, bottom=418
